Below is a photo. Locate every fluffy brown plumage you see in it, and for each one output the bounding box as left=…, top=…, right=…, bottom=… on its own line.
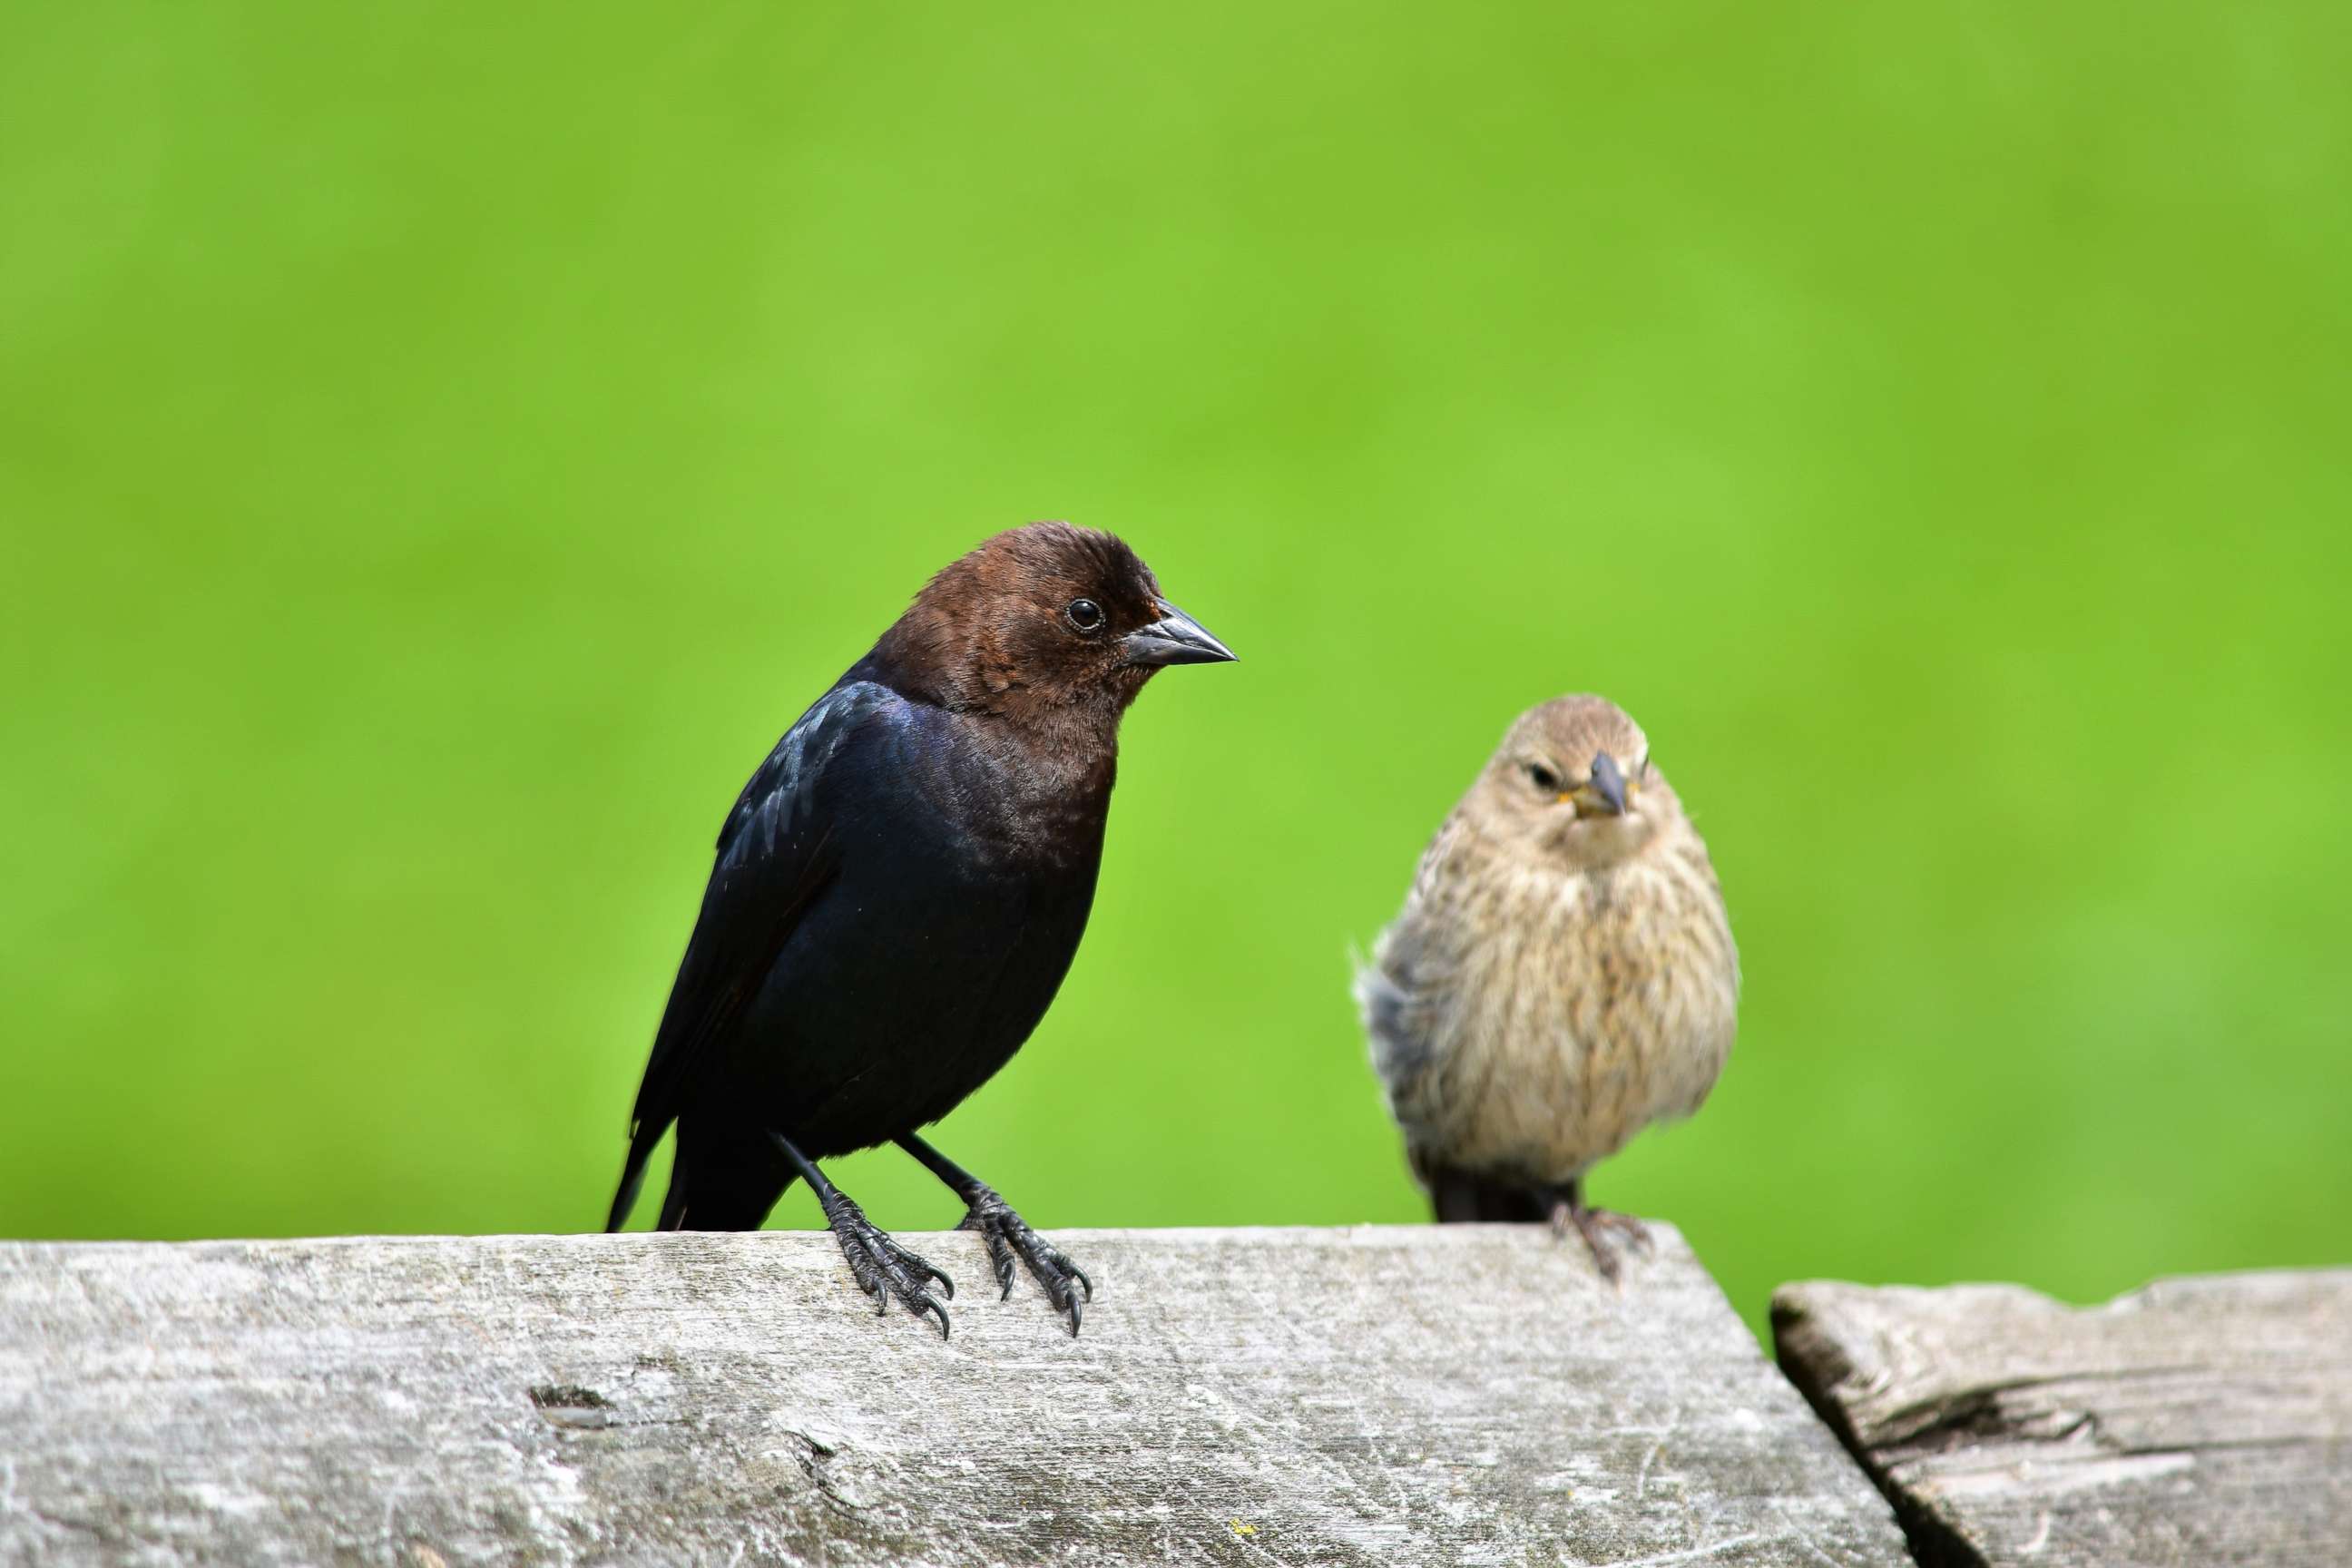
left=1357, top=695, right=1739, bottom=1276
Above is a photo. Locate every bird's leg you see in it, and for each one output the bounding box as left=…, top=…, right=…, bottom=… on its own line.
left=769, top=1132, right=953, bottom=1338
left=896, top=1133, right=1093, bottom=1335
left=1544, top=1178, right=1652, bottom=1283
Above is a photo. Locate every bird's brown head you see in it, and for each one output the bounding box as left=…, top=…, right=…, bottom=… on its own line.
left=1472, top=694, right=1681, bottom=869
left=876, top=522, right=1235, bottom=726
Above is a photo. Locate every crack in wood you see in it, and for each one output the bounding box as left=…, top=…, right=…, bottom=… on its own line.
left=1774, top=1270, right=2352, bottom=1568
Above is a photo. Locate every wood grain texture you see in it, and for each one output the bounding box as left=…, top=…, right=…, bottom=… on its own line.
left=0, top=1225, right=1906, bottom=1566
left=1772, top=1270, right=2352, bottom=1568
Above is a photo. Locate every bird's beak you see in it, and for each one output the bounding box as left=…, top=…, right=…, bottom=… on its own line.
left=1123, top=602, right=1238, bottom=667
left=1567, top=751, right=1631, bottom=818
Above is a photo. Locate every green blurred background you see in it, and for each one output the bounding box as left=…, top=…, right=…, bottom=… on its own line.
left=4, top=3, right=2347, bottom=1335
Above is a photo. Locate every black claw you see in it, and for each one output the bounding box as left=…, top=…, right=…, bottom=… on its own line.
left=957, top=1186, right=1091, bottom=1332
left=818, top=1191, right=960, bottom=1335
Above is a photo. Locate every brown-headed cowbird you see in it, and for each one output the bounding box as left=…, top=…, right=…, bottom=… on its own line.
left=1356, top=695, right=1738, bottom=1278
left=606, top=523, right=1234, bottom=1335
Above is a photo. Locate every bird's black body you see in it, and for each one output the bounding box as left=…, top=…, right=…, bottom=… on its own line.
left=618, top=671, right=1111, bottom=1230
left=606, top=523, right=1233, bottom=1335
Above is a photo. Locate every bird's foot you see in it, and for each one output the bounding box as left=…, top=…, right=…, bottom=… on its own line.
left=1548, top=1198, right=1652, bottom=1283
left=816, top=1185, right=954, bottom=1338
left=957, top=1186, right=1092, bottom=1335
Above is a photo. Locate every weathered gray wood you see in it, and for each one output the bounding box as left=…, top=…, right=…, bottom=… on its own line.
left=0, top=1226, right=1905, bottom=1567
left=1773, top=1269, right=2352, bottom=1568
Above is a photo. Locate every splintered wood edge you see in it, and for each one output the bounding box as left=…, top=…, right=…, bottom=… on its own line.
left=1771, top=1270, right=2352, bottom=1568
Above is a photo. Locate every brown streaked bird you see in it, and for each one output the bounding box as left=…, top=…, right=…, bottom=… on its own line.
left=1356, top=695, right=1738, bottom=1277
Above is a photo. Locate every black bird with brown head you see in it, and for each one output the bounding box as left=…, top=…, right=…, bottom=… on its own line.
left=607, top=522, right=1233, bottom=1337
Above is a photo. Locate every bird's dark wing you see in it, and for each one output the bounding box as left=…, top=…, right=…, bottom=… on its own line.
left=605, top=680, right=907, bottom=1230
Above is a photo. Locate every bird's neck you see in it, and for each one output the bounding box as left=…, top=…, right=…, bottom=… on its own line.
left=926, top=707, right=1118, bottom=874
left=858, top=637, right=1138, bottom=790
left=959, top=704, right=1122, bottom=800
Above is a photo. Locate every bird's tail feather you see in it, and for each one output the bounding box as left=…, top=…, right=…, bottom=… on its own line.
left=655, top=1170, right=691, bottom=1231
left=604, top=1120, right=668, bottom=1233
left=640, top=1134, right=794, bottom=1231
left=1425, top=1163, right=1550, bottom=1224
left=654, top=1176, right=781, bottom=1231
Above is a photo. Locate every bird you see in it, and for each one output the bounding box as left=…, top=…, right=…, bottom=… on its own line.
left=1356, top=695, right=1737, bottom=1279
left=606, top=522, right=1235, bottom=1336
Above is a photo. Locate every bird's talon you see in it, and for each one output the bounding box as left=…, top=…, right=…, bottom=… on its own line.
left=959, top=1190, right=1090, bottom=1330
left=1557, top=1201, right=1645, bottom=1282
left=822, top=1195, right=958, bottom=1332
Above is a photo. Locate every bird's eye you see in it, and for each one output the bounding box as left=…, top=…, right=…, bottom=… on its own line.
left=1526, top=762, right=1563, bottom=794
left=1065, top=598, right=1105, bottom=633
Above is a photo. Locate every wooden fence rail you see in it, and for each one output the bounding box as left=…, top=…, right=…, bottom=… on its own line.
left=2, top=1226, right=2344, bottom=1566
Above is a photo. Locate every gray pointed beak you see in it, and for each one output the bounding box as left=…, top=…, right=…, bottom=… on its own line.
left=1572, top=751, right=1630, bottom=817
left=1123, top=602, right=1237, bottom=667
